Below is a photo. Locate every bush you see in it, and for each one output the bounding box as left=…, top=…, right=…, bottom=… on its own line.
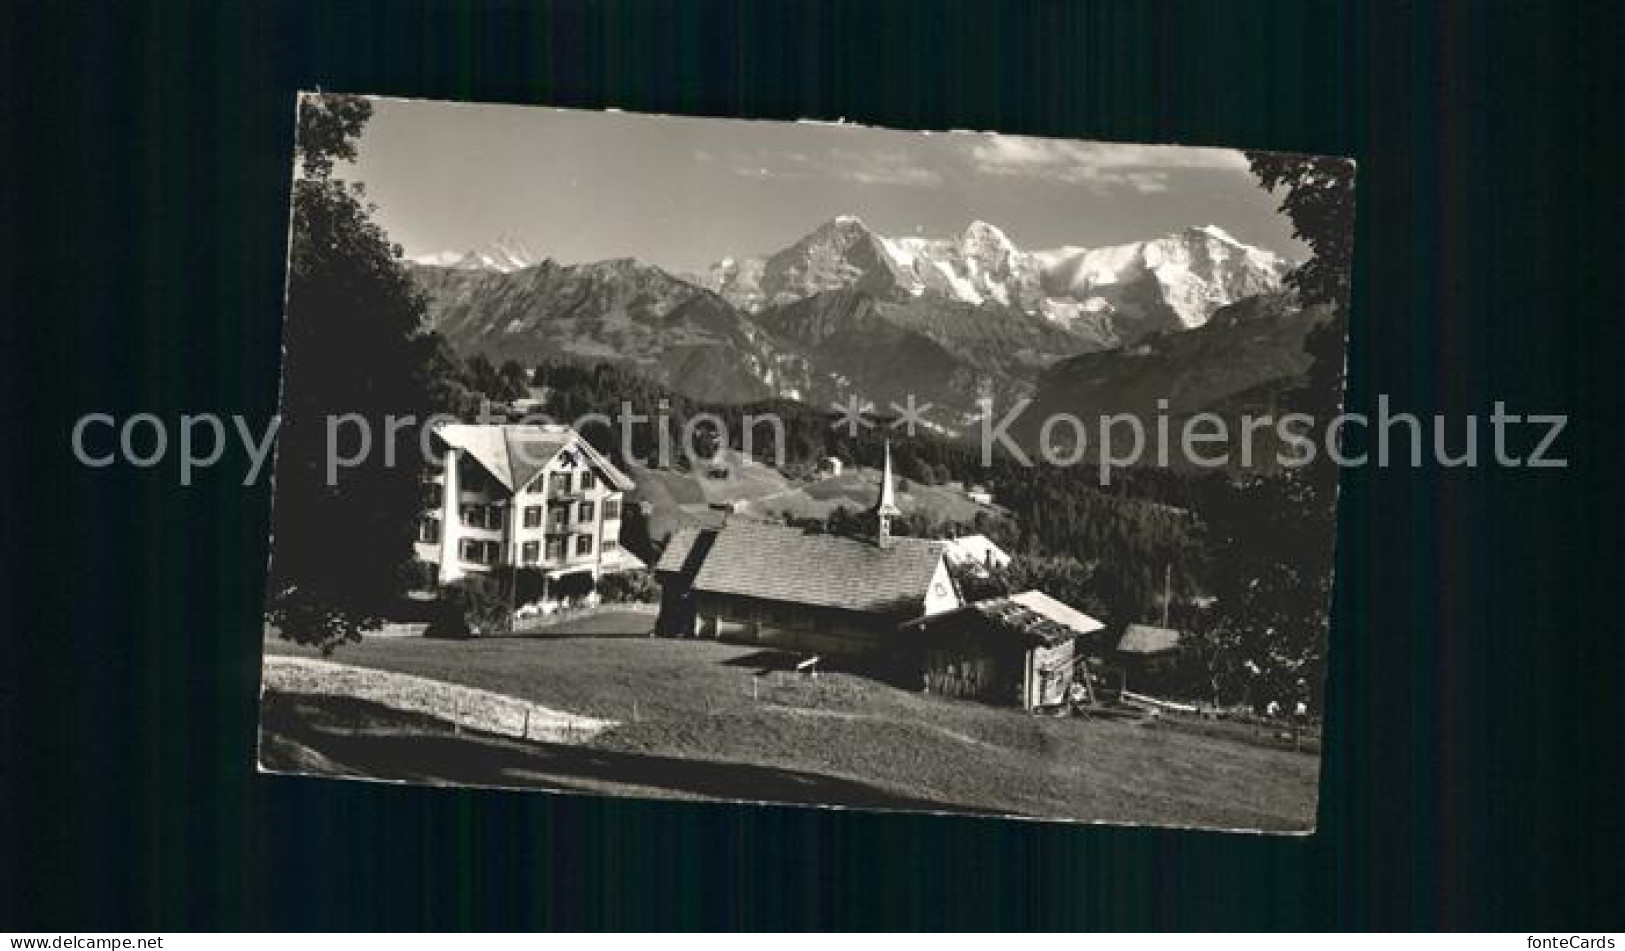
left=397, top=558, right=439, bottom=593
left=597, top=569, right=660, bottom=604
left=552, top=570, right=596, bottom=602
left=425, top=576, right=508, bottom=638
left=512, top=567, right=549, bottom=606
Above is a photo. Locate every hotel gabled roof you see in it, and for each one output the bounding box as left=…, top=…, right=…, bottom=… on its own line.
left=434, top=423, right=635, bottom=495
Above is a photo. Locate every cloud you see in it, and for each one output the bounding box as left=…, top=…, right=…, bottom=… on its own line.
left=827, top=149, right=943, bottom=187
left=730, top=164, right=811, bottom=181
left=698, top=146, right=942, bottom=187
left=967, top=135, right=1246, bottom=192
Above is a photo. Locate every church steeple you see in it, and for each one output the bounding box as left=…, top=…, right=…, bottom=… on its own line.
left=872, top=441, right=902, bottom=548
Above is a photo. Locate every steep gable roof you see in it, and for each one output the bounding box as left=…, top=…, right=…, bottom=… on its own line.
left=435, top=423, right=634, bottom=495
left=687, top=522, right=948, bottom=616
left=441, top=424, right=515, bottom=489
left=504, top=427, right=576, bottom=493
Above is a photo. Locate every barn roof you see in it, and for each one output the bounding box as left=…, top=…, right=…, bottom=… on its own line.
left=1007, top=590, right=1106, bottom=638
left=905, top=589, right=1103, bottom=647
left=1117, top=623, right=1183, bottom=655
left=653, top=526, right=718, bottom=577
left=680, top=522, right=949, bottom=616
left=435, top=423, right=634, bottom=495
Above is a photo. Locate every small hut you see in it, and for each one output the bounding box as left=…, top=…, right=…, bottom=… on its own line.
left=1117, top=624, right=1182, bottom=657
left=903, top=590, right=1105, bottom=710
left=1113, top=624, right=1185, bottom=696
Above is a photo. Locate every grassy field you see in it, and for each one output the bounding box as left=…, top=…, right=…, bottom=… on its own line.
left=627, top=457, right=1009, bottom=546
left=262, top=618, right=1318, bottom=830
left=740, top=467, right=1004, bottom=526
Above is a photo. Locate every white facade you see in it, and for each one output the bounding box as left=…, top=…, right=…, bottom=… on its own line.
left=413, top=424, right=643, bottom=585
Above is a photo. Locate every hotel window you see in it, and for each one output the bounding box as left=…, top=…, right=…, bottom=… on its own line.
left=576, top=535, right=593, bottom=556
left=579, top=471, right=596, bottom=491
left=423, top=483, right=443, bottom=508
left=545, top=538, right=565, bottom=561
left=523, top=505, right=543, bottom=528
left=460, top=538, right=497, bottom=565
left=578, top=500, right=595, bottom=522
left=462, top=505, right=500, bottom=530
left=603, top=539, right=619, bottom=553
left=549, top=472, right=570, bottom=495
left=549, top=507, right=568, bottom=530
left=418, top=518, right=440, bottom=544
left=521, top=541, right=540, bottom=565
left=603, top=499, right=621, bottom=519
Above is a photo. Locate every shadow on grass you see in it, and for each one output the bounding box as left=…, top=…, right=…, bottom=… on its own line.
left=718, top=649, right=807, bottom=674
left=716, top=648, right=918, bottom=688
left=260, top=692, right=995, bottom=815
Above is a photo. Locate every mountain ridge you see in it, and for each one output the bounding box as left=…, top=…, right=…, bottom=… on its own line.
left=405, top=217, right=1313, bottom=431
left=698, top=217, right=1293, bottom=344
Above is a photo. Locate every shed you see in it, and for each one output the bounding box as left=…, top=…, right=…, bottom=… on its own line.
left=903, top=590, right=1106, bottom=710
left=1111, top=623, right=1186, bottom=697
left=1117, top=624, right=1182, bottom=656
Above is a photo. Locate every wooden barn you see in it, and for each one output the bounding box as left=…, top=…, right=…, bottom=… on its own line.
left=901, top=590, right=1106, bottom=710
left=653, top=444, right=961, bottom=662
left=1111, top=623, right=1186, bottom=696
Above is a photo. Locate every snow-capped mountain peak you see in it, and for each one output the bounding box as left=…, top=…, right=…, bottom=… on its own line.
left=703, top=217, right=1291, bottom=342
left=1036, top=226, right=1294, bottom=332
left=960, top=219, right=1016, bottom=252
left=411, top=236, right=540, bottom=273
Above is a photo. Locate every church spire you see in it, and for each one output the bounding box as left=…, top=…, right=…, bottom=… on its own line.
left=873, top=441, right=901, bottom=548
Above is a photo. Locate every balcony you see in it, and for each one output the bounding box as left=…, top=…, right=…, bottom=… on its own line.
left=525, top=547, right=597, bottom=568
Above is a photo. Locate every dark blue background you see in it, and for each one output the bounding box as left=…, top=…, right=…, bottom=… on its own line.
left=0, top=0, right=1619, bottom=930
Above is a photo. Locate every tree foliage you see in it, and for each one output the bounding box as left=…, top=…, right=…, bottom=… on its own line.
left=1248, top=151, right=1357, bottom=428
left=425, top=577, right=507, bottom=639
left=265, top=94, right=436, bottom=653
left=597, top=570, right=661, bottom=604
left=1170, top=152, right=1361, bottom=709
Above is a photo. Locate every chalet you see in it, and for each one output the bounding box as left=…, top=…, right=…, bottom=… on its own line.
left=415, top=423, right=646, bottom=589
left=816, top=456, right=844, bottom=478
left=901, top=590, right=1106, bottom=710
left=654, top=444, right=960, bottom=660
left=965, top=485, right=994, bottom=506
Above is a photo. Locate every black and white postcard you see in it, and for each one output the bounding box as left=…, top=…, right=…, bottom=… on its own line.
left=259, top=94, right=1354, bottom=832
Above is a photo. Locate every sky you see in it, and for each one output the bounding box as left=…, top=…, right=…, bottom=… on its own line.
left=343, top=96, right=1308, bottom=274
